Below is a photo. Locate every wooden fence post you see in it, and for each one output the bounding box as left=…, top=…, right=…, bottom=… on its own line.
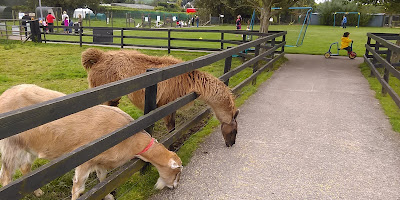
left=252, top=44, right=261, bottom=85
left=221, top=32, right=224, bottom=50
left=372, top=41, right=380, bottom=77
left=79, top=27, right=82, bottom=47
left=223, top=56, right=232, bottom=86
left=5, top=20, right=8, bottom=39
left=141, top=68, right=158, bottom=175
left=168, top=29, right=171, bottom=54
left=121, top=28, right=124, bottom=48
left=271, top=38, right=276, bottom=58
left=382, top=49, right=392, bottom=95
left=144, top=68, right=158, bottom=135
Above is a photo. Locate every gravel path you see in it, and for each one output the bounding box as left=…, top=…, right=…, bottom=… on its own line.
left=150, top=54, right=400, bottom=199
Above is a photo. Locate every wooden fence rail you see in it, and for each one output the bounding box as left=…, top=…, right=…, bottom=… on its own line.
left=364, top=32, right=400, bottom=107
left=0, top=30, right=286, bottom=199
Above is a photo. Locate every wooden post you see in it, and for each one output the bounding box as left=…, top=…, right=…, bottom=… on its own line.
left=371, top=41, right=380, bottom=77
left=252, top=44, right=261, bottom=85
left=382, top=49, right=392, bottom=95
left=79, top=27, right=82, bottom=47
left=5, top=21, right=7, bottom=39
left=168, top=29, right=171, bottom=54
left=223, top=56, right=232, bottom=86
left=141, top=68, right=158, bottom=175
left=271, top=38, right=276, bottom=58
left=121, top=28, right=124, bottom=48
left=144, top=68, right=158, bottom=135
left=220, top=32, right=224, bottom=50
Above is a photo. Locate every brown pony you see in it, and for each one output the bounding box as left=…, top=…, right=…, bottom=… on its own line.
left=0, top=84, right=183, bottom=200
left=82, top=48, right=239, bottom=147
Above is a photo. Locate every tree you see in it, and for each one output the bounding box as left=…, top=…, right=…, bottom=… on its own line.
left=195, top=0, right=301, bottom=33
left=351, top=0, right=399, bottom=63
left=25, top=0, right=101, bottom=11
left=244, top=0, right=299, bottom=33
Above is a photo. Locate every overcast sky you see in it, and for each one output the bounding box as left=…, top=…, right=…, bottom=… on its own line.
left=315, top=0, right=327, bottom=3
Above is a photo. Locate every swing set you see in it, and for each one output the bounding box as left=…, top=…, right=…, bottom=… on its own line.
left=271, top=7, right=313, bottom=47
left=333, top=12, right=360, bottom=27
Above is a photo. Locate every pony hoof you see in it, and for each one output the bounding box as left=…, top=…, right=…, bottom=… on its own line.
left=34, top=188, right=44, bottom=197
left=102, top=194, right=115, bottom=200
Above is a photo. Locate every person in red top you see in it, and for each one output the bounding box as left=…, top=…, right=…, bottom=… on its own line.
left=46, top=12, right=55, bottom=33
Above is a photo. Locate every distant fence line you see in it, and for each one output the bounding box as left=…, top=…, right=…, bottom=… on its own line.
left=0, top=19, right=287, bottom=199
left=42, top=26, right=278, bottom=53
left=0, top=19, right=280, bottom=53
left=364, top=33, right=400, bottom=107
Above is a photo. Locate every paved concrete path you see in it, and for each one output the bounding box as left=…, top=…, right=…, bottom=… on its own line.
left=150, top=54, right=400, bottom=199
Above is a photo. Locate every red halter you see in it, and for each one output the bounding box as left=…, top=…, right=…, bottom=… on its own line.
left=136, top=138, right=155, bottom=155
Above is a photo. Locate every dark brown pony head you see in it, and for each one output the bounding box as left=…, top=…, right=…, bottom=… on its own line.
left=221, top=109, right=239, bottom=147
left=105, top=97, right=122, bottom=107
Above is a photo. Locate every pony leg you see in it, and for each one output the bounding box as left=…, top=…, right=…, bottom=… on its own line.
left=95, top=168, right=114, bottom=200
left=164, top=112, right=176, bottom=132
left=71, top=164, right=91, bottom=200
left=20, top=163, right=44, bottom=197
left=0, top=163, right=13, bottom=187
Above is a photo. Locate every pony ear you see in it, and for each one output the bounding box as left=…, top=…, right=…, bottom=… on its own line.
left=233, top=109, right=240, bottom=119
left=169, top=159, right=182, bottom=169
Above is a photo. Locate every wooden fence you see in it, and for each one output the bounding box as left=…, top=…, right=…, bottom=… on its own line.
left=364, top=33, right=400, bottom=107
left=41, top=25, right=279, bottom=53
left=0, top=29, right=286, bottom=199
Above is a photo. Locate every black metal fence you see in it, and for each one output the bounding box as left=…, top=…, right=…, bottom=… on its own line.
left=0, top=29, right=286, bottom=199
left=364, top=32, right=400, bottom=107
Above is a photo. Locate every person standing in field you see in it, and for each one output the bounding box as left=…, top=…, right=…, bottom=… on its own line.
left=236, top=15, right=242, bottom=30
left=62, top=11, right=69, bottom=22
left=22, top=13, right=30, bottom=36
left=46, top=12, right=55, bottom=33
left=78, top=14, right=83, bottom=27
left=64, top=16, right=69, bottom=34
left=341, top=15, right=347, bottom=28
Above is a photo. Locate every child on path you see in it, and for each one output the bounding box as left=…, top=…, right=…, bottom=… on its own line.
left=341, top=32, right=352, bottom=54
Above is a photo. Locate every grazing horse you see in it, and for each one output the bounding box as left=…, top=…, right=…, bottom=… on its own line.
left=0, top=84, right=183, bottom=200
left=82, top=48, right=239, bottom=147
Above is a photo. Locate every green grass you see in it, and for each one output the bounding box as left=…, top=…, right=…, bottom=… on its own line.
left=360, top=63, right=400, bottom=132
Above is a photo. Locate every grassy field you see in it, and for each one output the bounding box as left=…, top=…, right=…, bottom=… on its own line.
left=38, top=23, right=399, bottom=56
left=0, top=39, right=286, bottom=199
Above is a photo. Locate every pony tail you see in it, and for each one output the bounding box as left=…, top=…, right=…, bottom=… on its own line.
left=81, top=48, right=104, bottom=69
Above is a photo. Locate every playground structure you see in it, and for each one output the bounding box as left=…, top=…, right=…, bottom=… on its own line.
left=333, top=12, right=360, bottom=27
left=271, top=7, right=312, bottom=47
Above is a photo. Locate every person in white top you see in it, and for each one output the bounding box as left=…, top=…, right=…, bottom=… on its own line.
left=62, top=11, right=69, bottom=22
